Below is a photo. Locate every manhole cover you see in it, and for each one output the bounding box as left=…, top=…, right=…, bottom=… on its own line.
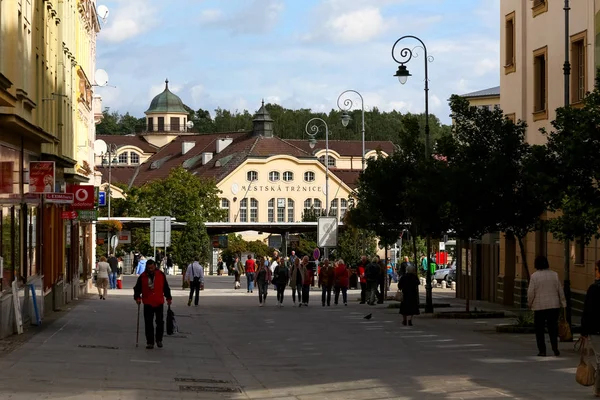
left=179, top=385, right=240, bottom=393
left=175, top=378, right=231, bottom=384
left=78, top=345, right=119, bottom=350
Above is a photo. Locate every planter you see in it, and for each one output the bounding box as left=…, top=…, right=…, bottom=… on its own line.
left=434, top=311, right=505, bottom=319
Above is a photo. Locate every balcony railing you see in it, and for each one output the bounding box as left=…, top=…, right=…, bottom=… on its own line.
left=135, top=125, right=198, bottom=134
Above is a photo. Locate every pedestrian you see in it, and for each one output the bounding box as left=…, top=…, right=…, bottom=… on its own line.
left=289, top=250, right=298, bottom=266
left=357, top=255, right=368, bottom=304
left=333, top=258, right=349, bottom=306
left=133, top=260, right=172, bottom=349
left=254, top=257, right=271, bottom=307
left=398, top=256, right=410, bottom=279
left=185, top=257, right=204, bottom=307
left=366, top=256, right=380, bottom=306
left=217, top=257, right=224, bottom=276
left=107, top=253, right=119, bottom=290
left=398, top=264, right=420, bottom=326
left=377, top=256, right=386, bottom=304
left=301, top=256, right=311, bottom=307
left=233, top=257, right=242, bottom=289
left=581, top=260, right=600, bottom=396
left=386, top=258, right=393, bottom=289
left=166, top=253, right=174, bottom=275
left=96, top=256, right=111, bottom=300
left=136, top=256, right=147, bottom=275
left=132, top=250, right=140, bottom=275
left=289, top=257, right=303, bottom=305
left=273, top=256, right=289, bottom=307
left=527, top=255, right=566, bottom=357
left=269, top=254, right=279, bottom=292
left=245, top=254, right=255, bottom=293
left=319, top=259, right=334, bottom=307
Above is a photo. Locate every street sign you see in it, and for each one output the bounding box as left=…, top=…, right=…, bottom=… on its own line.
left=317, top=216, right=338, bottom=247
left=98, top=191, right=106, bottom=206
left=44, top=193, right=74, bottom=204
left=77, top=210, right=98, bottom=221
left=211, top=235, right=228, bottom=248
left=313, top=248, right=320, bottom=261
left=67, top=185, right=95, bottom=209
left=61, top=211, right=77, bottom=219
left=118, top=230, right=131, bottom=244
left=110, top=235, right=119, bottom=249
left=439, top=241, right=446, bottom=251
left=150, top=216, right=171, bottom=247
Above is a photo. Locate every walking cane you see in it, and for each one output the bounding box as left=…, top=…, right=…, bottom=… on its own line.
left=135, top=302, right=140, bottom=348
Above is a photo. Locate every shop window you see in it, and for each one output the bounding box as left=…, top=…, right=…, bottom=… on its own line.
left=287, top=199, right=294, bottom=222
left=268, top=171, right=280, bottom=182
left=304, top=171, right=315, bottom=182
left=533, top=46, right=548, bottom=120
left=250, top=198, right=258, bottom=222
left=221, top=198, right=230, bottom=222
left=0, top=205, right=21, bottom=290
left=268, top=198, right=275, bottom=223
left=283, top=171, right=293, bottom=182
left=571, top=31, right=587, bottom=104
left=247, top=171, right=258, bottom=182
left=239, top=198, right=248, bottom=223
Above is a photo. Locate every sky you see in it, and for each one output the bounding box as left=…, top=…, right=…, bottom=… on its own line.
left=94, top=0, right=500, bottom=125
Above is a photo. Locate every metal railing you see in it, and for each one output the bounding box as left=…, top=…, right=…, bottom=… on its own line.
left=135, top=125, right=197, bottom=134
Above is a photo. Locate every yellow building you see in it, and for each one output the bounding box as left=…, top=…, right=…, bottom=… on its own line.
left=0, top=0, right=100, bottom=335
left=499, top=0, right=599, bottom=311
left=96, top=83, right=394, bottom=249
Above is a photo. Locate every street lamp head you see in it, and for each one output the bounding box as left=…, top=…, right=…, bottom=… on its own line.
left=394, top=65, right=411, bottom=85
left=341, top=112, right=351, bottom=127
left=101, top=157, right=107, bottom=166
left=112, top=156, right=118, bottom=164
left=309, top=138, right=317, bottom=149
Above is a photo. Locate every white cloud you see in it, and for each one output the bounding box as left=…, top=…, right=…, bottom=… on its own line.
left=327, top=8, right=386, bottom=43
left=475, top=58, right=498, bottom=76
left=101, top=0, right=158, bottom=43
left=198, top=0, right=284, bottom=35
left=199, top=9, right=223, bottom=23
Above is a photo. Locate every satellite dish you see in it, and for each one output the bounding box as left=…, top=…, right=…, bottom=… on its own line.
left=186, top=120, right=194, bottom=129
left=97, top=5, right=109, bottom=22
left=94, top=139, right=107, bottom=156
left=95, top=69, right=109, bottom=87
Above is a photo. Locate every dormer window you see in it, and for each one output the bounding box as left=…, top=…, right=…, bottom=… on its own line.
left=319, top=155, right=336, bottom=167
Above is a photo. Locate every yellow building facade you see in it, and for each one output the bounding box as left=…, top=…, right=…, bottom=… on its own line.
left=0, top=0, right=100, bottom=336
left=499, top=0, right=600, bottom=310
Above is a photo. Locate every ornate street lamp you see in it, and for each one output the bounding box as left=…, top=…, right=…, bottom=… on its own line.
left=337, top=90, right=366, bottom=170
left=392, top=35, right=435, bottom=313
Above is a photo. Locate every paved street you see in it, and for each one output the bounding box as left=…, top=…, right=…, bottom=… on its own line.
left=0, top=275, right=590, bottom=399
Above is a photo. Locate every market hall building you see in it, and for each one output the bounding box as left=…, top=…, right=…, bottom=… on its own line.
left=96, top=81, right=394, bottom=244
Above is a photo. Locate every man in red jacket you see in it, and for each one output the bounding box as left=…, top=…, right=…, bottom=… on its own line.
left=134, top=260, right=172, bottom=349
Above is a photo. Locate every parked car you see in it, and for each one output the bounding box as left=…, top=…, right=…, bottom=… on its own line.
left=433, top=263, right=456, bottom=287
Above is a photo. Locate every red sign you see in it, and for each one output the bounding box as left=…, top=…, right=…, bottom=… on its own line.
left=61, top=211, right=77, bottom=219
left=0, top=162, right=13, bottom=193
left=29, top=161, right=55, bottom=193
left=67, top=185, right=95, bottom=209
left=436, top=251, right=448, bottom=265
left=45, top=193, right=74, bottom=204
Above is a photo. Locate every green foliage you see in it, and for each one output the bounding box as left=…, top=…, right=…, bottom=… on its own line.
left=401, top=236, right=425, bottom=259
left=336, top=224, right=377, bottom=267
left=513, top=311, right=535, bottom=327
left=96, top=110, right=145, bottom=135
left=219, top=233, right=274, bottom=266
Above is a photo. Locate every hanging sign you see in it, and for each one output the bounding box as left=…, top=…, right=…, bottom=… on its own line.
left=67, top=185, right=95, bottom=209
left=45, top=193, right=74, bottom=204
left=29, top=161, right=55, bottom=193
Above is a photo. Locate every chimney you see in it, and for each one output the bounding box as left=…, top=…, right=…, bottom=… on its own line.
left=182, top=141, right=195, bottom=155
left=202, top=152, right=213, bottom=165
left=216, top=138, right=233, bottom=153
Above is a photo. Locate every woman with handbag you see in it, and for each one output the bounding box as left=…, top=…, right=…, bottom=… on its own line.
left=527, top=255, right=566, bottom=357
left=254, top=257, right=271, bottom=307
left=398, top=264, right=420, bottom=326
left=580, top=260, right=600, bottom=395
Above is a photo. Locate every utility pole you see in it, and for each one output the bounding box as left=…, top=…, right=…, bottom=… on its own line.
left=562, top=0, right=572, bottom=328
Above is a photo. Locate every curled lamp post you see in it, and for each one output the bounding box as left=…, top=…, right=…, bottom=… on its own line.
left=337, top=90, right=365, bottom=170
left=392, top=35, right=435, bottom=314
left=101, top=143, right=118, bottom=254
left=305, top=117, right=330, bottom=260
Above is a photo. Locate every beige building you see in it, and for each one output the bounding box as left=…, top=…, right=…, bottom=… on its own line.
left=498, top=0, right=600, bottom=311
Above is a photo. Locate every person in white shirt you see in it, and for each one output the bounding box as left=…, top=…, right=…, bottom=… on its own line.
left=185, top=257, right=205, bottom=307
left=96, top=256, right=111, bottom=300
left=527, top=255, right=566, bottom=357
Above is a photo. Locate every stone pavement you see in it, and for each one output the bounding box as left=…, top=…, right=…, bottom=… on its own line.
left=0, top=275, right=592, bottom=399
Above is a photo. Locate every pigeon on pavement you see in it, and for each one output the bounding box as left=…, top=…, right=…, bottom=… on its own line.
left=364, top=314, right=372, bottom=320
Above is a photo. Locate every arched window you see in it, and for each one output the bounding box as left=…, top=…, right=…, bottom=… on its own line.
left=221, top=198, right=230, bottom=222
left=340, top=198, right=348, bottom=219
left=268, top=198, right=275, bottom=222
left=304, top=199, right=312, bottom=214
left=247, top=171, right=258, bottom=182
left=277, top=198, right=285, bottom=222
left=319, top=155, right=336, bottom=167
left=118, top=152, right=128, bottom=164
left=287, top=199, right=294, bottom=222
left=330, top=199, right=338, bottom=217
left=313, top=199, right=322, bottom=216
left=268, top=171, right=280, bottom=182
left=283, top=171, right=294, bottom=182
left=304, top=171, right=315, bottom=182
left=239, top=198, right=248, bottom=222
left=250, top=198, right=258, bottom=222
left=130, top=152, right=140, bottom=164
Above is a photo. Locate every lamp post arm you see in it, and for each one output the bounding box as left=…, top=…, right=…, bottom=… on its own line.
left=337, top=90, right=366, bottom=170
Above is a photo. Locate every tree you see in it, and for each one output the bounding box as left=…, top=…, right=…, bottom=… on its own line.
left=96, top=110, right=144, bottom=135
left=336, top=223, right=377, bottom=267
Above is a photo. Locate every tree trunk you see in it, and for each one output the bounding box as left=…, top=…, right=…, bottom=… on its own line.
left=465, top=238, right=470, bottom=313
left=412, top=228, right=418, bottom=270
left=516, top=235, right=531, bottom=282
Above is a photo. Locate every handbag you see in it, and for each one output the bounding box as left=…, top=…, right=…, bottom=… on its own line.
left=575, top=337, right=595, bottom=386
left=166, top=305, right=176, bottom=335
left=558, top=309, right=572, bottom=342
left=395, top=290, right=404, bottom=302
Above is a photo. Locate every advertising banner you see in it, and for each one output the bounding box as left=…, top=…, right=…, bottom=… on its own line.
left=67, top=185, right=95, bottom=209
left=0, top=161, right=14, bottom=193
left=30, top=161, right=55, bottom=193
left=45, top=193, right=74, bottom=204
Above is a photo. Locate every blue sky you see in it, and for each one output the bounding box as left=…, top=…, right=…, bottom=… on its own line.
left=95, top=0, right=499, bottom=124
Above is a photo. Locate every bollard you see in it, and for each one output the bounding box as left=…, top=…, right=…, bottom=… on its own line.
left=420, top=277, right=426, bottom=286
left=451, top=281, right=456, bottom=291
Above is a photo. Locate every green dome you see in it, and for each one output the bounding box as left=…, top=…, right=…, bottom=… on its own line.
left=145, top=79, right=187, bottom=114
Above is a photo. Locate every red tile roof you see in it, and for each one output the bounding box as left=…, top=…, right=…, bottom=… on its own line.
left=96, top=166, right=140, bottom=186
left=329, top=169, right=361, bottom=189
left=96, top=135, right=159, bottom=153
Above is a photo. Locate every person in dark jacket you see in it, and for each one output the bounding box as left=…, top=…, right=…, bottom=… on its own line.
left=133, top=260, right=172, bottom=349
left=377, top=256, right=386, bottom=304
left=319, top=259, right=335, bottom=307
left=398, top=265, right=420, bottom=326
left=107, top=254, right=119, bottom=290
left=166, top=253, right=174, bottom=275
left=365, top=257, right=380, bottom=305
left=273, top=257, right=289, bottom=307
left=132, top=251, right=140, bottom=275
left=333, top=259, right=349, bottom=306
left=581, top=260, right=600, bottom=396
